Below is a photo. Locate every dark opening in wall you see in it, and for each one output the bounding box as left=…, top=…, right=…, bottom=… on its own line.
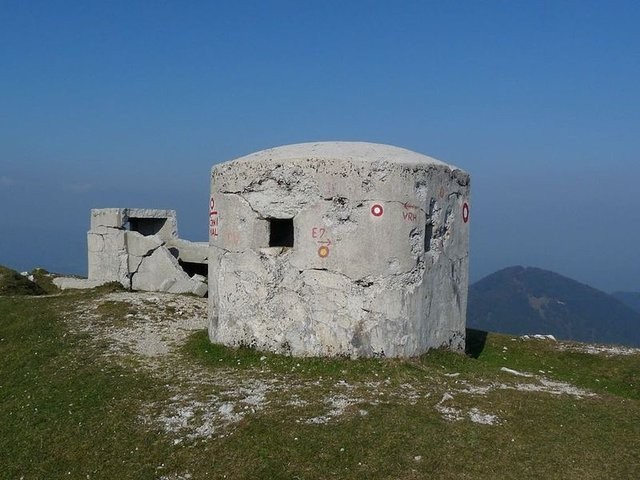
left=425, top=198, right=435, bottom=252
left=424, top=222, right=434, bottom=252
left=269, top=218, right=294, bottom=247
left=179, top=260, right=208, bottom=278
left=128, top=217, right=167, bottom=236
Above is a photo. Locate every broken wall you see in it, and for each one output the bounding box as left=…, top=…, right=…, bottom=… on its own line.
left=84, top=208, right=207, bottom=296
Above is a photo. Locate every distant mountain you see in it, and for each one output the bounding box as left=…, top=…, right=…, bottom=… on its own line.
left=611, top=291, right=640, bottom=314
left=467, top=266, right=640, bottom=347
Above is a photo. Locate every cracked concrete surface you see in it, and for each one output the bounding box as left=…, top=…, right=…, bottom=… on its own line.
left=208, top=142, right=471, bottom=357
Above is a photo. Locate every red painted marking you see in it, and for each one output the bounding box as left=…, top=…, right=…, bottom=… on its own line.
left=317, top=239, right=333, bottom=246
left=403, top=211, right=417, bottom=222
left=402, top=202, right=419, bottom=210
left=371, top=204, right=384, bottom=217
left=311, top=227, right=326, bottom=239
left=209, top=196, right=219, bottom=237
left=462, top=202, right=469, bottom=223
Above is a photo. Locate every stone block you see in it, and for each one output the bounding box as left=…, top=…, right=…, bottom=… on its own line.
left=130, top=245, right=207, bottom=296
left=87, top=230, right=129, bottom=286
left=53, top=277, right=109, bottom=290
left=125, top=230, right=163, bottom=257
left=171, top=239, right=208, bottom=264
left=125, top=208, right=178, bottom=242
left=90, top=208, right=125, bottom=230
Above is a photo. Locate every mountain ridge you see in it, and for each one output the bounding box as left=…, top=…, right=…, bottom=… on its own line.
left=467, top=265, right=640, bottom=347
left=611, top=290, right=640, bottom=314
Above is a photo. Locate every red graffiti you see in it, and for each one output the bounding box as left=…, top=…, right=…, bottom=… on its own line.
left=402, top=202, right=419, bottom=210
left=402, top=211, right=417, bottom=222
left=311, top=227, right=326, bottom=239
left=209, top=196, right=219, bottom=238
left=312, top=225, right=332, bottom=257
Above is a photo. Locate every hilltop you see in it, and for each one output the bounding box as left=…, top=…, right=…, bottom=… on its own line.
left=1, top=285, right=639, bottom=478
left=467, top=266, right=640, bottom=347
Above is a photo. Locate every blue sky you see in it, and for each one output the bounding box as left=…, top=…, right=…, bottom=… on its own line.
left=1, top=1, right=639, bottom=292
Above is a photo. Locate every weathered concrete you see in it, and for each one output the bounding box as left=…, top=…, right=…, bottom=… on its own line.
left=172, top=239, right=209, bottom=264
left=52, top=277, right=109, bottom=290
left=57, top=208, right=208, bottom=296
left=208, top=142, right=471, bottom=357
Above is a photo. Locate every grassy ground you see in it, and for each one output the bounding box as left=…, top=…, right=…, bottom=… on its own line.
left=0, top=289, right=638, bottom=479
left=0, top=266, right=46, bottom=295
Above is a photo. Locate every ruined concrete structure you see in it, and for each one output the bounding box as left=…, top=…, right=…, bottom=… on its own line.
left=54, top=208, right=208, bottom=296
left=208, top=142, right=471, bottom=357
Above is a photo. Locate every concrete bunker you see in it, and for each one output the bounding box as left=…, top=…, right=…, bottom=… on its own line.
left=54, top=208, right=208, bottom=296
left=208, top=142, right=471, bottom=358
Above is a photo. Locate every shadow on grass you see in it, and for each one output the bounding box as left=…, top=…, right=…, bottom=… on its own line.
left=465, top=328, right=488, bottom=358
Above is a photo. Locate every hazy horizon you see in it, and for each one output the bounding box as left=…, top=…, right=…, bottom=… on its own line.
left=1, top=1, right=639, bottom=293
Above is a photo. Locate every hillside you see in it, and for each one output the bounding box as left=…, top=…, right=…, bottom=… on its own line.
left=0, top=265, right=46, bottom=295
left=467, top=266, right=640, bottom=347
left=612, top=291, right=640, bottom=314
left=1, top=286, right=639, bottom=478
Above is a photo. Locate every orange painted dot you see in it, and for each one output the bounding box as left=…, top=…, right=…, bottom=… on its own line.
left=318, top=246, right=330, bottom=258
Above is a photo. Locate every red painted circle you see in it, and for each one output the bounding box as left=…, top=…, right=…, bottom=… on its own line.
left=462, top=202, right=470, bottom=223
left=318, top=246, right=330, bottom=258
left=371, top=204, right=384, bottom=217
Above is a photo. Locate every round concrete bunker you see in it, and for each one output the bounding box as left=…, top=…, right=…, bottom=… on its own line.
left=208, top=142, right=470, bottom=357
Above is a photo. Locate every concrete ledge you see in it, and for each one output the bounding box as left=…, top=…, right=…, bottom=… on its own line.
left=53, top=277, right=110, bottom=290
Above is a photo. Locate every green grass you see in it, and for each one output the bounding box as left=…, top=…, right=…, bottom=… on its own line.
left=0, top=294, right=173, bottom=479
left=184, top=330, right=405, bottom=380
left=0, top=265, right=46, bottom=296
left=28, top=268, right=61, bottom=294
left=185, top=329, right=640, bottom=400
left=1, top=292, right=639, bottom=479
left=190, top=396, right=638, bottom=479
left=94, top=300, right=138, bottom=327
left=449, top=330, right=640, bottom=399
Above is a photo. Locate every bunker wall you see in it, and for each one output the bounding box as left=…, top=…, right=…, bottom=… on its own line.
left=208, top=145, right=470, bottom=358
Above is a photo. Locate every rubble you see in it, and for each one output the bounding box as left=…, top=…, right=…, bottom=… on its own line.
left=54, top=208, right=207, bottom=296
